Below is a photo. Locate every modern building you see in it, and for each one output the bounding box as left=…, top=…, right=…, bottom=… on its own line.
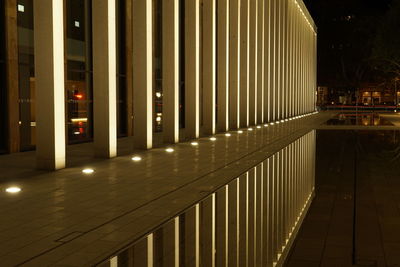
left=0, top=0, right=317, bottom=266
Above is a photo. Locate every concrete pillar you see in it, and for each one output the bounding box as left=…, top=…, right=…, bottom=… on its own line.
left=271, top=0, right=277, bottom=121
left=289, top=1, right=294, bottom=118
left=163, top=0, right=180, bottom=143
left=203, top=0, right=216, bottom=135
left=229, top=0, right=240, bottom=130
left=93, top=0, right=117, bottom=158
left=257, top=0, right=264, bottom=124
left=132, top=0, right=153, bottom=149
left=217, top=0, right=229, bottom=132
left=5, top=0, right=20, bottom=153
left=249, top=0, right=257, bottom=126
left=34, top=0, right=66, bottom=170
left=264, top=0, right=271, bottom=122
left=185, top=0, right=200, bottom=139
left=275, top=0, right=281, bottom=120
left=239, top=0, right=250, bottom=128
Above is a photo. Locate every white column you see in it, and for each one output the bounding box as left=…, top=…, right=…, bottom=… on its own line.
left=203, top=0, right=216, bottom=135
left=275, top=0, right=281, bottom=120
left=132, top=0, right=153, bottom=149
left=217, top=0, right=230, bottom=132
left=185, top=0, right=200, bottom=139
left=271, top=0, right=277, bottom=121
left=249, top=0, right=258, bottom=126
left=34, top=0, right=66, bottom=170
left=163, top=0, right=180, bottom=143
left=239, top=0, right=250, bottom=128
left=93, top=0, right=117, bottom=158
left=229, top=0, right=241, bottom=130
left=257, top=0, right=265, bottom=124
left=264, top=0, right=271, bottom=122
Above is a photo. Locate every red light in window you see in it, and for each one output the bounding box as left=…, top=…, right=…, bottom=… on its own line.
left=74, top=94, right=83, bottom=100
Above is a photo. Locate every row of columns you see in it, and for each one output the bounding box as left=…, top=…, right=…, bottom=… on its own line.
left=104, top=130, right=316, bottom=267
left=33, top=0, right=316, bottom=170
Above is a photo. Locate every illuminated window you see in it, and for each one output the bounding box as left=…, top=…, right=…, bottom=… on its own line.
left=18, top=4, right=25, bottom=13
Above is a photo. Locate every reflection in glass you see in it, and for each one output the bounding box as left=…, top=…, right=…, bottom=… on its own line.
left=153, top=0, right=163, bottom=133
left=66, top=0, right=93, bottom=143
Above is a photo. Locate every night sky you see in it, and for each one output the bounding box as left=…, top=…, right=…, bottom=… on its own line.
left=303, top=0, right=396, bottom=90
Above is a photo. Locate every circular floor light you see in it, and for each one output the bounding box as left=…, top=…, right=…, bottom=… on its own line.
left=5, top=187, right=21, bottom=194
left=82, top=168, right=94, bottom=174
left=132, top=156, right=142, bottom=162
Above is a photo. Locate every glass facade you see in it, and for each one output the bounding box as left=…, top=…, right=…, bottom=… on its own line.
left=16, top=0, right=127, bottom=151
left=65, top=0, right=93, bottom=143
left=17, top=0, right=35, bottom=151
left=0, top=2, right=7, bottom=154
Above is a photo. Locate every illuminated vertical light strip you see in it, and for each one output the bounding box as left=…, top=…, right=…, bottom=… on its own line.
left=34, top=0, right=66, bottom=170
left=109, top=256, right=118, bottom=267
left=203, top=0, right=216, bottom=135
left=147, top=234, right=154, bottom=267
left=217, top=0, right=230, bottom=132
left=239, top=0, right=250, bottom=128
left=271, top=0, right=276, bottom=122
left=174, top=217, right=180, bottom=267
left=264, top=0, right=272, bottom=123
left=229, top=0, right=240, bottom=130
left=132, top=0, right=153, bottom=149
left=249, top=0, right=258, bottom=126
left=282, top=0, right=287, bottom=119
left=275, top=0, right=281, bottom=121
left=257, top=0, right=265, bottom=124
left=93, top=0, right=117, bottom=158
left=163, top=0, right=180, bottom=143
left=185, top=0, right=200, bottom=139
left=289, top=0, right=294, bottom=118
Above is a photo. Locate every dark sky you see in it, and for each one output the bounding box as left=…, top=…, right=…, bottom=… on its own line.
left=302, top=0, right=393, bottom=88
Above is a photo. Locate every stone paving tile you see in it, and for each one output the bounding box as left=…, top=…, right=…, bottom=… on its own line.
left=0, top=112, right=333, bottom=265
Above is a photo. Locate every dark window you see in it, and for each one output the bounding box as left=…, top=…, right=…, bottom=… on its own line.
left=0, top=2, right=7, bottom=154
left=117, top=0, right=127, bottom=137
left=17, top=0, right=35, bottom=151
left=66, top=0, right=93, bottom=144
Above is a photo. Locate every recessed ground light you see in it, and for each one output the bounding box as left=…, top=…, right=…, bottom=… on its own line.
left=270, top=122, right=275, bottom=125
left=264, top=124, right=268, bottom=127
left=166, top=148, right=174, bottom=153
left=276, top=121, right=280, bottom=124
left=257, top=126, right=261, bottom=129
left=225, top=133, right=231, bottom=137
left=191, top=142, right=199, bottom=146
left=238, top=130, right=243, bottom=134
left=131, top=156, right=142, bottom=161
left=82, top=168, right=94, bottom=174
left=248, top=128, right=253, bottom=131
left=5, top=187, right=21, bottom=194
left=210, top=137, right=217, bottom=141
